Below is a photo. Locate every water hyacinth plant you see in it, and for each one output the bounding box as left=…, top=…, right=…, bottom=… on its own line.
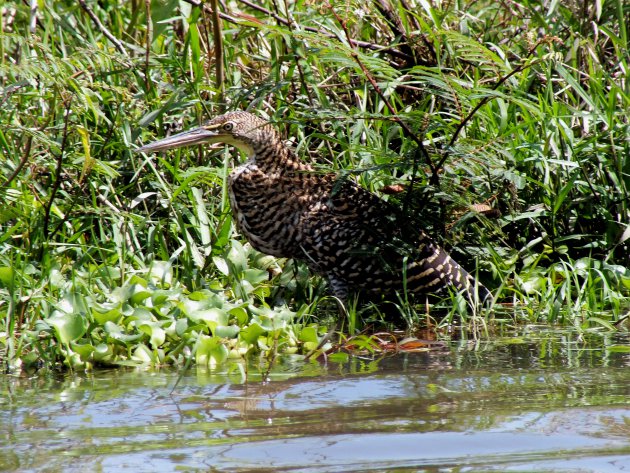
left=0, top=0, right=628, bottom=371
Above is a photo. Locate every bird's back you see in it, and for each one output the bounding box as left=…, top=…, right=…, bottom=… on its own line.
left=229, top=157, right=489, bottom=304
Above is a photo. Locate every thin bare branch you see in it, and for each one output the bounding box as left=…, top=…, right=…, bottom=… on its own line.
left=327, top=3, right=437, bottom=177
left=43, top=98, right=73, bottom=242
left=77, top=0, right=129, bottom=57
left=209, top=0, right=226, bottom=110
left=432, top=39, right=550, bottom=183
left=236, top=0, right=413, bottom=63
left=1, top=135, right=32, bottom=188
left=144, top=0, right=152, bottom=92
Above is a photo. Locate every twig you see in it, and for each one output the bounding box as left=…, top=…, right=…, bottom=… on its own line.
left=77, top=0, right=129, bottom=57
left=327, top=4, right=437, bottom=177
left=1, top=135, right=32, bottom=188
left=209, top=0, right=225, bottom=110
left=144, top=0, right=152, bottom=92
left=43, top=98, right=73, bottom=242
left=432, top=39, right=549, bottom=184
left=236, top=0, right=413, bottom=63
left=29, top=0, right=37, bottom=34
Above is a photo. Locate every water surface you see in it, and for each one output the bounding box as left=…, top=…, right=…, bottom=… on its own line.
left=2, top=329, right=629, bottom=472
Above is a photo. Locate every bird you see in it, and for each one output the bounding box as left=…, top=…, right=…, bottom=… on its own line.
left=137, top=111, right=491, bottom=307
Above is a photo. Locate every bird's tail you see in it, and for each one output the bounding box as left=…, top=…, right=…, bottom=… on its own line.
left=405, top=241, right=492, bottom=307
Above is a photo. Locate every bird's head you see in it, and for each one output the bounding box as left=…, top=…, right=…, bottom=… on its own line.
left=136, top=111, right=275, bottom=157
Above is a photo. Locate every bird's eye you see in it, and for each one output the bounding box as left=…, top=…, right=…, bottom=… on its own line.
left=222, top=122, right=234, bottom=132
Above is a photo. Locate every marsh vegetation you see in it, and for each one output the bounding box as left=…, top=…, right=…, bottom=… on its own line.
left=1, top=0, right=629, bottom=371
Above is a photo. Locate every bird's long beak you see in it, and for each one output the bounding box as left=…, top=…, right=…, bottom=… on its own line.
left=136, top=127, right=220, bottom=153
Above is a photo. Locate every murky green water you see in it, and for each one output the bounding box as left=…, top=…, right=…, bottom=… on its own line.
left=2, top=328, right=630, bottom=472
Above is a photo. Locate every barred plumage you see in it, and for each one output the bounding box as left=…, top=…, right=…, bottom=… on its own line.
left=137, top=111, right=491, bottom=305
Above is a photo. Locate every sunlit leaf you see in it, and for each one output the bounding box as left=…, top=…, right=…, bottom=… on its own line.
left=47, top=312, right=88, bottom=345
left=70, top=342, right=95, bottom=361
left=132, top=344, right=155, bottom=363
left=328, top=352, right=349, bottom=363
left=229, top=306, right=249, bottom=325
left=0, top=267, right=14, bottom=289
left=139, top=323, right=166, bottom=348
left=195, top=334, right=229, bottom=366
left=92, top=305, right=123, bottom=325
left=240, top=322, right=266, bottom=344
left=299, top=325, right=319, bottom=344
left=214, top=325, right=240, bottom=338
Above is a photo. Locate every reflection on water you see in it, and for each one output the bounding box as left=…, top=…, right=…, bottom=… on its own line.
left=1, top=329, right=629, bottom=472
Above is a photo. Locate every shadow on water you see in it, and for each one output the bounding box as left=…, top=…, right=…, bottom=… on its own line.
left=1, top=328, right=630, bottom=472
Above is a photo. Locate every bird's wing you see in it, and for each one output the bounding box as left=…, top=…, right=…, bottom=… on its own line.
left=298, top=177, right=483, bottom=300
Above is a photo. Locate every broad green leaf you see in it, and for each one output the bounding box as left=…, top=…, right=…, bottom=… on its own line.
left=93, top=344, right=113, bottom=362
left=243, top=269, right=269, bottom=286
left=240, top=322, right=266, bottom=344
left=214, top=325, right=240, bottom=338
left=70, top=342, right=95, bottom=361
left=129, top=285, right=152, bottom=305
left=195, top=335, right=228, bottom=366
left=0, top=267, right=14, bottom=290
left=92, top=305, right=122, bottom=325
left=299, top=325, right=319, bottom=344
left=187, top=308, right=229, bottom=333
left=132, top=344, right=155, bottom=363
left=229, top=306, right=249, bottom=325
left=212, top=256, right=230, bottom=276
left=328, top=352, right=350, bottom=363
left=139, top=323, right=166, bottom=348
left=47, top=312, right=88, bottom=344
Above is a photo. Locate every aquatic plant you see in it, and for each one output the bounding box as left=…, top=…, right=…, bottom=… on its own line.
left=0, top=0, right=628, bottom=371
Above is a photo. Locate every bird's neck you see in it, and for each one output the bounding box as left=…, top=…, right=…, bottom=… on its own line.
left=251, top=140, right=309, bottom=172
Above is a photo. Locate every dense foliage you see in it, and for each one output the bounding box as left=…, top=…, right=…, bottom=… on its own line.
left=1, top=0, right=628, bottom=371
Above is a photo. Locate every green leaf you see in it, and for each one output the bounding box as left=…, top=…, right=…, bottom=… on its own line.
left=553, top=173, right=578, bottom=214
left=212, top=256, right=230, bottom=276
left=328, top=352, right=350, bottom=363
left=214, top=325, right=240, bottom=338
left=47, top=312, right=88, bottom=345
left=129, top=285, right=152, bottom=305
left=151, top=289, right=173, bottom=306
left=229, top=306, right=249, bottom=325
left=70, top=342, right=95, bottom=361
left=92, top=304, right=122, bottom=325
left=192, top=187, right=212, bottom=248
left=187, top=308, right=229, bottom=332
left=606, top=345, right=630, bottom=353
left=132, top=344, right=155, bottom=363
left=240, top=322, right=266, bottom=344
left=227, top=240, right=248, bottom=273
left=299, top=325, right=319, bottom=344
left=93, top=344, right=113, bottom=362
left=0, top=267, right=14, bottom=290
left=138, top=323, right=166, bottom=348
left=243, top=268, right=269, bottom=286
left=195, top=334, right=229, bottom=366
left=104, top=321, right=142, bottom=343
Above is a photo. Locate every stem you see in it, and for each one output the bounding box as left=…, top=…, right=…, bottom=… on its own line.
left=43, top=98, right=73, bottom=242
left=208, top=0, right=225, bottom=110
left=1, top=136, right=32, bottom=188
left=432, top=39, right=549, bottom=185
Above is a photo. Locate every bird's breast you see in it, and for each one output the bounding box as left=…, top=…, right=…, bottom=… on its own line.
left=227, top=163, right=320, bottom=258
